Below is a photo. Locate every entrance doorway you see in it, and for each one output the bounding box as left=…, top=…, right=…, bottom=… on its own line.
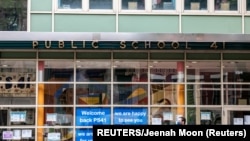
left=224, top=107, right=250, bottom=125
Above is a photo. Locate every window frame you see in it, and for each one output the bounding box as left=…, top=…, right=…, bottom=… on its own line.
left=53, top=0, right=245, bottom=15
left=55, top=0, right=117, bottom=14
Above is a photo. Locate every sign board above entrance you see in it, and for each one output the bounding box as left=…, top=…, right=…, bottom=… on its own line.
left=0, top=32, right=250, bottom=50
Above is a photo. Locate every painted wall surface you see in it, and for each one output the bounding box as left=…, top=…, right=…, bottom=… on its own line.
left=30, top=14, right=52, bottom=32
left=245, top=17, right=250, bottom=34
left=31, top=0, right=52, bottom=11
left=118, top=15, right=179, bottom=33
left=182, top=16, right=242, bottom=34
left=29, top=1, right=247, bottom=34
left=54, top=15, right=116, bottom=32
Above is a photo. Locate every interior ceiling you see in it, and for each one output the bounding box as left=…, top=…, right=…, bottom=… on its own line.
left=0, top=60, right=249, bottom=72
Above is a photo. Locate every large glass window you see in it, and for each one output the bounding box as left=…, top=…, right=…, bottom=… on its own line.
left=58, top=0, right=82, bottom=9
left=121, top=0, right=145, bottom=10
left=223, top=61, right=250, bottom=83
left=0, top=0, right=27, bottom=31
left=41, top=60, right=74, bottom=82
left=113, top=60, right=148, bottom=105
left=184, top=0, right=208, bottom=10
left=187, top=84, right=221, bottom=105
left=214, top=0, right=238, bottom=11
left=152, top=0, right=176, bottom=10
left=76, top=84, right=111, bottom=105
left=187, top=107, right=221, bottom=125
left=76, top=60, right=111, bottom=82
left=186, top=61, right=221, bottom=83
left=89, top=0, right=113, bottom=9
left=224, top=84, right=250, bottom=105
left=0, top=60, right=36, bottom=105
left=151, top=107, right=185, bottom=125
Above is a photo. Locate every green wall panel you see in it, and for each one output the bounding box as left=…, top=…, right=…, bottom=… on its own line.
left=119, top=15, right=179, bottom=33
left=30, top=14, right=52, bottom=32
left=31, top=0, right=52, bottom=11
left=54, top=15, right=116, bottom=32
left=244, top=17, right=250, bottom=34
left=182, top=16, right=242, bottom=34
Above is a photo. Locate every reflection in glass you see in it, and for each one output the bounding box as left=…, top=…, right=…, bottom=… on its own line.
left=76, top=84, right=111, bottom=105
left=58, top=0, right=82, bottom=9
left=113, top=61, right=148, bottom=82
left=121, top=0, right=145, bottom=10
left=186, top=61, right=221, bottom=82
left=40, top=83, right=73, bottom=105
left=223, top=61, right=250, bottom=83
left=0, top=0, right=27, bottom=31
left=187, top=107, right=221, bottom=125
left=151, top=84, right=185, bottom=105
left=151, top=107, right=185, bottom=125
left=152, top=0, right=176, bottom=10
left=89, top=0, right=113, bottom=9
left=76, top=60, right=111, bottom=82
left=0, top=60, right=36, bottom=105
left=42, top=60, right=74, bottom=82
left=224, top=84, right=250, bottom=105
left=184, top=0, right=207, bottom=10
left=214, top=0, right=238, bottom=11
left=113, top=84, right=148, bottom=105
left=150, top=61, right=184, bottom=82
left=187, top=84, right=221, bottom=105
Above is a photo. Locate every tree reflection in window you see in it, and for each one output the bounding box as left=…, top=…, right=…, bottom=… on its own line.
left=0, top=0, right=27, bottom=31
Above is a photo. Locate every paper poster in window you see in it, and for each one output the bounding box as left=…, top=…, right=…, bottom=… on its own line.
left=163, top=112, right=173, bottom=121
left=233, top=118, right=243, bottom=125
left=2, top=131, right=13, bottom=140
left=12, top=130, right=21, bottom=140
left=201, top=112, right=211, bottom=120
left=152, top=118, right=162, bottom=125
left=22, top=130, right=32, bottom=138
left=48, top=132, right=61, bottom=141
left=244, top=115, right=250, bottom=125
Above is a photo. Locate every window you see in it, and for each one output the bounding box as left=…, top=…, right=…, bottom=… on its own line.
left=89, top=0, right=113, bottom=9
left=0, top=0, right=27, bottom=31
left=58, top=0, right=82, bottom=9
left=184, top=0, right=208, bottom=10
left=152, top=0, right=176, bottom=10
left=214, top=0, right=238, bottom=11
left=247, top=0, right=250, bottom=11
left=122, top=0, right=145, bottom=10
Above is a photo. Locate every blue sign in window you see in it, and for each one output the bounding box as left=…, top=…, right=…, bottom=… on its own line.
left=76, top=107, right=111, bottom=126
left=113, top=107, right=148, bottom=125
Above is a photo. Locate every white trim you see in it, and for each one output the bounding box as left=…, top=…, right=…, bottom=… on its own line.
left=27, top=0, right=31, bottom=32
left=116, top=0, right=119, bottom=33
left=242, top=0, right=245, bottom=34
left=52, top=0, right=55, bottom=32
left=30, top=11, right=53, bottom=14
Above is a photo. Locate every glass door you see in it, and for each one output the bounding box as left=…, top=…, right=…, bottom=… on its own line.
left=224, top=107, right=250, bottom=125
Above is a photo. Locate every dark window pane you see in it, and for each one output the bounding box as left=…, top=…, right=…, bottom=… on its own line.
left=0, top=0, right=27, bottom=31
left=89, top=0, right=113, bottom=9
